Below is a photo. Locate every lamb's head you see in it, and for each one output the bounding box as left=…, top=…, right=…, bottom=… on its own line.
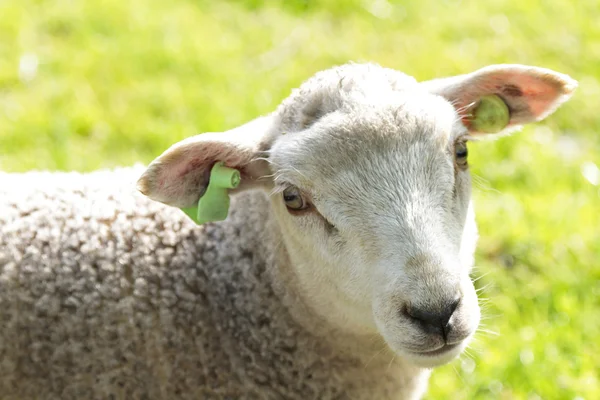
left=138, top=63, right=576, bottom=368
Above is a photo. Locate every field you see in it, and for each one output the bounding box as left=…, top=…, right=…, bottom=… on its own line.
left=1, top=0, right=599, bottom=398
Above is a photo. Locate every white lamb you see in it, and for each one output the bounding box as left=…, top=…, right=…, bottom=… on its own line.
left=0, top=62, right=576, bottom=399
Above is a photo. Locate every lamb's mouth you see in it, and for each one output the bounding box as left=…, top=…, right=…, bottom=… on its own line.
left=407, top=343, right=461, bottom=357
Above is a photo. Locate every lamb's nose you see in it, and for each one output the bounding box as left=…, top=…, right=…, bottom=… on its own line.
left=404, top=297, right=461, bottom=340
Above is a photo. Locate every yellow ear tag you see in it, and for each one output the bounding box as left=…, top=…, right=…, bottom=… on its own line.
left=180, top=162, right=241, bottom=225
left=471, top=95, right=510, bottom=133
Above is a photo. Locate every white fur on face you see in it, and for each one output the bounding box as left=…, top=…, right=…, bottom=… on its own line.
left=269, top=85, right=481, bottom=367
left=138, top=61, right=574, bottom=374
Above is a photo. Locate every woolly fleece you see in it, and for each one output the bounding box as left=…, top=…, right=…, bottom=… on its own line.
left=0, top=167, right=428, bottom=400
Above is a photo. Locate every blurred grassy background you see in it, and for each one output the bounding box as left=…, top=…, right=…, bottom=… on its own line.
left=1, top=0, right=599, bottom=398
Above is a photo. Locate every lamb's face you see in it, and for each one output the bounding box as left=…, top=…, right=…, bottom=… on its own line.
left=139, top=62, right=575, bottom=368
left=269, top=91, right=480, bottom=367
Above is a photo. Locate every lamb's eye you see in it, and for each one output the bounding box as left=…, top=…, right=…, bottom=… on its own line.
left=455, top=142, right=468, bottom=167
left=282, top=186, right=309, bottom=211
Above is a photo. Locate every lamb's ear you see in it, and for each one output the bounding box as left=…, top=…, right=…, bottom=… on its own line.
left=421, top=64, right=577, bottom=135
left=137, top=116, right=276, bottom=208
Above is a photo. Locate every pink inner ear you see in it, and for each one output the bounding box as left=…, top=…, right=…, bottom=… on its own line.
left=157, top=157, right=209, bottom=191
left=456, top=69, right=573, bottom=130
left=139, top=116, right=276, bottom=207
left=503, top=73, right=563, bottom=118
left=140, top=140, right=250, bottom=208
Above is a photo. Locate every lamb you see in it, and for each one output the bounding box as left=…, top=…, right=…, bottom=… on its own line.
left=0, top=62, right=576, bottom=400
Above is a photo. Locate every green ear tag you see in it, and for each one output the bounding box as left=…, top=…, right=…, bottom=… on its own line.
left=180, top=162, right=241, bottom=225
left=471, top=95, right=510, bottom=133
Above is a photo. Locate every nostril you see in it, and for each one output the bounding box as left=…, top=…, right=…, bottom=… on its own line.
left=403, top=296, right=463, bottom=339
left=448, top=296, right=461, bottom=318
left=405, top=305, right=443, bottom=327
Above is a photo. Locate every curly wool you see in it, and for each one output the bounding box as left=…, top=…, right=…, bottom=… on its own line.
left=0, top=166, right=427, bottom=400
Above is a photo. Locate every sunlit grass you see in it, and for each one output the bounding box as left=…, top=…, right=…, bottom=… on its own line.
left=1, top=0, right=599, bottom=398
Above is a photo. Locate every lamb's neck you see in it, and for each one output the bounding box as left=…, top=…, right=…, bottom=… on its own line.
left=237, top=197, right=389, bottom=360
left=267, top=238, right=423, bottom=377
left=222, top=191, right=423, bottom=389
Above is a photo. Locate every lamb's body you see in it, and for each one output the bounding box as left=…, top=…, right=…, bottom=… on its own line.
left=0, top=62, right=576, bottom=399
left=0, top=167, right=427, bottom=399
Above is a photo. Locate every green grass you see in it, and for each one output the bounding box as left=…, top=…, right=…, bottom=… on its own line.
left=2, top=0, right=599, bottom=398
